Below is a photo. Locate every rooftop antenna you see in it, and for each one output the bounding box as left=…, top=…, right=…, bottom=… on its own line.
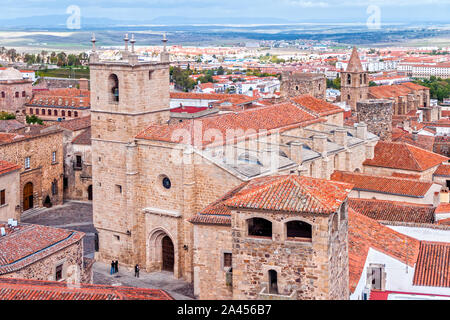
left=124, top=33, right=129, bottom=51
left=130, top=34, right=136, bottom=53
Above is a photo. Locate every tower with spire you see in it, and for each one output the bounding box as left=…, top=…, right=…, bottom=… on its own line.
left=340, top=47, right=369, bottom=110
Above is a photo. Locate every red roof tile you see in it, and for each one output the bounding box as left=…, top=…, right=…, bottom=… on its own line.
left=331, top=171, right=434, bottom=198
left=369, top=82, right=429, bottom=99
left=348, top=208, right=421, bottom=293
left=348, top=198, right=435, bottom=224
left=413, top=242, right=450, bottom=288
left=290, top=95, right=343, bottom=117
left=435, top=203, right=450, bottom=214
left=370, top=290, right=450, bottom=300
left=170, top=92, right=257, bottom=105
left=224, top=175, right=353, bottom=215
left=0, top=278, right=173, bottom=300
left=363, top=141, right=448, bottom=172
left=58, top=116, right=91, bottom=132
left=28, top=88, right=90, bottom=109
left=0, top=223, right=84, bottom=275
left=136, top=103, right=322, bottom=147
left=72, top=127, right=91, bottom=145
left=0, top=160, right=20, bottom=176
left=434, top=164, right=450, bottom=177
left=392, top=134, right=435, bottom=152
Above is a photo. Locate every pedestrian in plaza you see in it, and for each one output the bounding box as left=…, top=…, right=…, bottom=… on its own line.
left=110, top=260, right=115, bottom=275
left=135, top=264, right=140, bottom=278
left=115, top=260, right=119, bottom=273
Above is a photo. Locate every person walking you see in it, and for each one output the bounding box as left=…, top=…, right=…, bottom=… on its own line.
left=115, top=260, right=119, bottom=274
left=110, top=260, right=115, bottom=275
left=135, top=264, right=140, bottom=278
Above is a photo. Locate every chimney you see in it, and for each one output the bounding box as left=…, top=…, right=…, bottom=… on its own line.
left=356, top=122, right=368, bottom=140
left=412, top=130, right=419, bottom=141
left=289, top=142, right=303, bottom=164
left=334, top=128, right=347, bottom=148
left=313, top=135, right=327, bottom=157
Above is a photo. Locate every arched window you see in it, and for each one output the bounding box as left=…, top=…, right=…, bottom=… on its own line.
left=36, top=109, right=39, bottom=115
left=1, top=92, right=5, bottom=98
left=347, top=74, right=351, bottom=85
left=149, top=70, right=154, bottom=80
left=22, top=91, right=26, bottom=97
left=248, top=218, right=272, bottom=238
left=268, top=270, right=278, bottom=294
left=286, top=220, right=312, bottom=241
left=360, top=74, right=363, bottom=85
left=68, top=111, right=72, bottom=117
left=29, top=108, right=33, bottom=115
left=74, top=111, right=78, bottom=117
left=109, top=74, right=119, bottom=103
left=41, top=109, right=45, bottom=115
left=295, top=85, right=299, bottom=91
left=54, top=110, right=58, bottom=116
left=364, top=74, right=367, bottom=84
left=62, top=110, right=65, bottom=117
left=48, top=109, right=52, bottom=115
left=15, top=92, right=19, bottom=98
left=347, top=94, right=351, bottom=101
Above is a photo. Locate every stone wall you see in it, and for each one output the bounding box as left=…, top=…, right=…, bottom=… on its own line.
left=0, top=80, right=32, bottom=113
left=0, top=169, right=20, bottom=222
left=280, top=72, right=326, bottom=100
left=0, top=130, right=64, bottom=212
left=231, top=208, right=348, bottom=300
left=357, top=99, right=393, bottom=141
left=0, top=239, right=89, bottom=284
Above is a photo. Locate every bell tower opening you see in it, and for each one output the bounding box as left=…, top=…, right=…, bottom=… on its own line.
left=109, top=74, right=119, bottom=103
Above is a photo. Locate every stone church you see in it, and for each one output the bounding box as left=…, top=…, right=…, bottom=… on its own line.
left=340, top=47, right=369, bottom=111
left=90, top=36, right=379, bottom=299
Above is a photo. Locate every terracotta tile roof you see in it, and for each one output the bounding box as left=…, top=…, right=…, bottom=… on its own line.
left=136, top=103, right=322, bottom=147
left=0, top=132, right=19, bottom=144
left=438, top=217, right=450, bottom=225
left=348, top=208, right=421, bottom=293
left=393, top=134, right=435, bottom=152
left=413, top=241, right=450, bottom=288
left=435, top=203, right=450, bottom=214
left=224, top=175, right=353, bottom=215
left=28, top=88, right=90, bottom=109
left=434, top=164, right=450, bottom=177
left=0, top=160, right=21, bottom=176
left=191, top=175, right=353, bottom=224
left=0, top=278, right=173, bottom=300
left=170, top=92, right=257, bottom=105
left=369, top=82, right=428, bottom=100
left=0, top=120, right=26, bottom=133
left=72, top=127, right=91, bottom=145
left=0, top=223, right=84, bottom=275
left=58, top=116, right=91, bottom=132
left=363, top=141, right=448, bottom=172
left=290, top=94, right=343, bottom=117
left=331, top=171, right=434, bottom=198
left=348, top=198, right=435, bottom=224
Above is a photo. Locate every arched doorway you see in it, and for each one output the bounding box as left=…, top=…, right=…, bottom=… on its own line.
left=23, top=182, right=33, bottom=211
left=87, top=185, right=93, bottom=201
left=162, top=236, right=174, bottom=272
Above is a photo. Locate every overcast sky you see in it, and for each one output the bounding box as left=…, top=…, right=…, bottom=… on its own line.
left=1, top=0, right=449, bottom=22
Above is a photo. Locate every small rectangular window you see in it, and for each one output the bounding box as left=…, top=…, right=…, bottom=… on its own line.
left=224, top=253, right=232, bottom=268
left=25, top=157, right=30, bottom=170
left=116, top=185, right=122, bottom=194
left=52, top=151, right=56, bottom=163
left=0, top=190, right=5, bottom=205
left=55, top=264, right=63, bottom=281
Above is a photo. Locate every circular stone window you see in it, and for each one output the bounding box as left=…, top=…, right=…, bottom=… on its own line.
left=162, top=177, right=172, bottom=190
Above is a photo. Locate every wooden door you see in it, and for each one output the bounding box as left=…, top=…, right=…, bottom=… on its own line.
left=23, top=182, right=33, bottom=211
left=162, top=236, right=174, bottom=272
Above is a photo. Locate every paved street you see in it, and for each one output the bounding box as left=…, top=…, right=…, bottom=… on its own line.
left=22, top=201, right=194, bottom=299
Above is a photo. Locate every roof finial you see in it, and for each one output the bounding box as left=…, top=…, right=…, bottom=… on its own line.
left=162, top=33, right=168, bottom=52
left=130, top=34, right=136, bottom=53
left=124, top=33, right=129, bottom=51
left=91, top=33, right=96, bottom=52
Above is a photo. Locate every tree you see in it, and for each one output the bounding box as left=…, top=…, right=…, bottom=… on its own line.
left=369, top=81, right=378, bottom=87
left=0, top=112, right=15, bottom=120
left=26, top=115, right=44, bottom=125
left=217, top=66, right=225, bottom=75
